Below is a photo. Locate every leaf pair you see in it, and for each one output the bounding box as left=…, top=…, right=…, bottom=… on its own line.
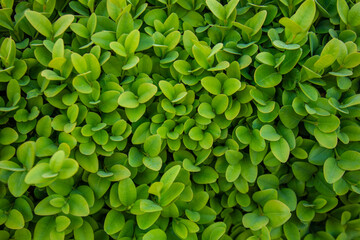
left=25, top=10, right=74, bottom=39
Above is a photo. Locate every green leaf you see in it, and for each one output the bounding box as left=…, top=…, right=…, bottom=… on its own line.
left=88, top=173, right=111, bottom=198
left=174, top=60, right=192, bottom=75
left=290, top=0, right=316, bottom=34
left=202, top=222, right=226, bottom=240
left=33, top=217, right=54, bottom=240
left=159, top=182, right=185, bottom=206
left=323, top=157, right=345, bottom=184
left=299, top=83, right=319, bottom=101
left=225, top=163, right=241, bottom=182
left=256, top=52, right=275, bottom=66
left=212, top=94, right=229, bottom=114
left=108, top=165, right=131, bottom=181
left=223, top=78, right=241, bottom=96
left=314, top=128, right=337, bottom=149
left=25, top=10, right=52, bottom=38
left=5, top=209, right=24, bottom=229
left=125, top=29, right=140, bottom=54
left=193, top=166, right=219, bottom=184
left=192, top=43, right=212, bottom=69
left=263, top=200, right=291, bottom=228
left=242, top=212, right=269, bottom=231
left=255, top=64, right=282, bottom=88
left=201, top=76, right=221, bottom=95
left=160, top=165, right=181, bottom=192
left=25, top=163, right=51, bottom=185
left=70, top=23, right=90, bottom=38
left=206, top=0, right=226, bottom=20
left=55, top=216, right=70, bottom=232
left=292, top=161, right=318, bottom=182
left=8, top=172, right=29, bottom=197
left=137, top=212, right=161, bottom=230
left=143, top=229, right=167, bottom=240
left=14, top=228, right=32, bottom=240
left=53, top=15, right=74, bottom=38
left=104, top=210, right=125, bottom=235
left=225, top=0, right=239, bottom=19
left=144, top=134, right=162, bottom=157
left=118, top=91, right=139, bottom=108
left=338, top=151, right=360, bottom=171
left=123, top=55, right=140, bottom=70
left=198, top=102, right=215, bottom=119
left=0, top=127, right=18, bottom=145
left=260, top=125, right=281, bottom=141
left=0, top=38, right=16, bottom=67
left=68, top=194, right=89, bottom=216
left=73, top=76, right=92, bottom=94
left=337, top=0, right=349, bottom=24
left=118, top=178, right=137, bottom=206
left=0, top=161, right=23, bottom=171
left=35, top=195, right=62, bottom=216
left=140, top=199, right=163, bottom=212
left=296, top=201, right=315, bottom=222
left=317, top=115, right=340, bottom=133
left=143, top=156, right=162, bottom=171
left=91, top=31, right=116, bottom=50
left=270, top=138, right=290, bottom=163
left=138, top=83, right=157, bottom=103
left=348, top=3, right=360, bottom=26
left=74, top=221, right=94, bottom=240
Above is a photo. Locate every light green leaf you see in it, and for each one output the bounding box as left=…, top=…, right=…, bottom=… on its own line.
left=263, top=200, right=291, bottom=228
left=323, top=157, right=345, bottom=184
left=338, top=151, right=360, bottom=171
left=270, top=138, right=290, bottom=163
left=53, top=15, right=74, bottom=38
left=206, top=0, right=226, bottom=20
left=25, top=10, right=52, bottom=38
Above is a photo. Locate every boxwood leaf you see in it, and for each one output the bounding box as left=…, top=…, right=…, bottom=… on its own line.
left=138, top=83, right=157, bottom=103
left=24, top=10, right=52, bottom=38
left=118, top=178, right=137, bottom=206
left=255, top=64, right=282, bottom=88
left=242, top=212, right=269, bottom=231
left=193, top=166, right=219, bottom=184
left=8, top=172, right=29, bottom=197
left=263, top=200, right=291, bottom=228
left=206, top=0, right=226, bottom=20
left=270, top=138, right=290, bottom=163
left=317, top=115, right=340, bottom=133
left=314, top=128, right=337, bottom=149
left=323, top=157, right=345, bottom=184
left=104, top=210, right=125, bottom=235
left=348, top=3, right=360, bottom=27
left=53, top=15, right=74, bottom=38
left=144, top=134, right=162, bottom=157
left=338, top=151, right=360, bottom=170
left=143, top=229, right=167, bottom=240
left=68, top=193, right=89, bottom=216
left=260, top=125, right=281, bottom=141
left=74, top=221, right=94, bottom=240
left=136, top=212, right=161, bottom=230
left=118, top=91, right=139, bottom=108
left=125, top=30, right=140, bottom=54
left=5, top=209, right=24, bottom=229
left=159, top=182, right=185, bottom=206
left=0, top=127, right=18, bottom=145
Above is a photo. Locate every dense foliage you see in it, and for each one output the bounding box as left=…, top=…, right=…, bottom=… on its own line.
left=0, top=0, right=360, bottom=239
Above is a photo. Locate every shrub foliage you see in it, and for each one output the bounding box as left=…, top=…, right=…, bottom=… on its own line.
left=0, top=0, right=360, bottom=239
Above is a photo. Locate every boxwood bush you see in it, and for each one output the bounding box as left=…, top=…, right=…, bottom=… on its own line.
left=0, top=0, right=360, bottom=239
